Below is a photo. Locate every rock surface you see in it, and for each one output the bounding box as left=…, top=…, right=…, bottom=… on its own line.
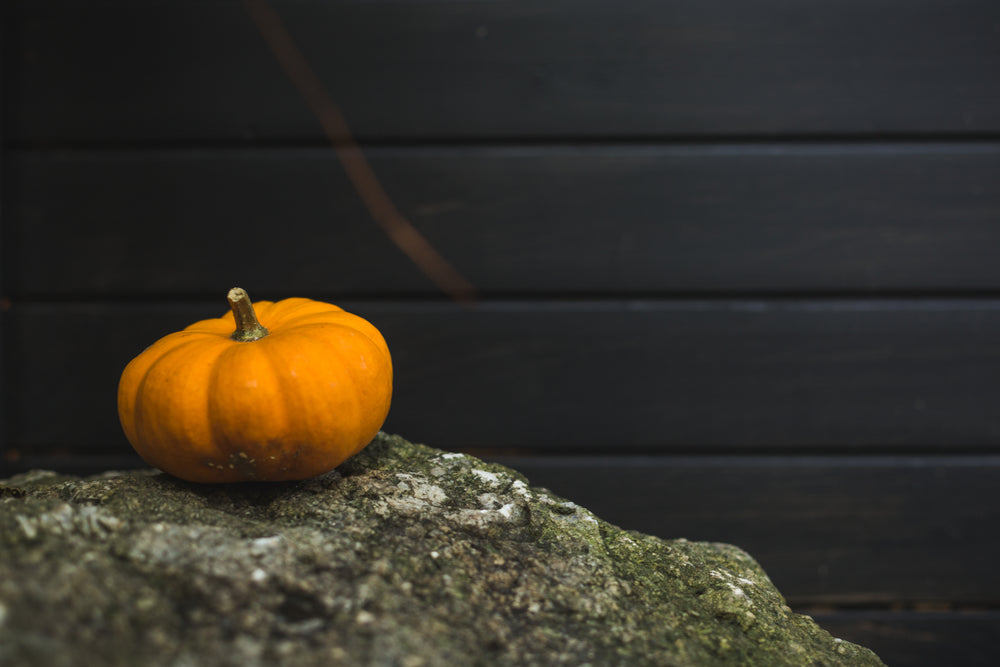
left=0, top=433, right=884, bottom=666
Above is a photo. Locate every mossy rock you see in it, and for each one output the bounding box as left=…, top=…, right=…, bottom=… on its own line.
left=0, top=433, right=884, bottom=666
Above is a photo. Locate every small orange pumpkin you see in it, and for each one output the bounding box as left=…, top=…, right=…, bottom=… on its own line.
left=117, top=288, right=392, bottom=482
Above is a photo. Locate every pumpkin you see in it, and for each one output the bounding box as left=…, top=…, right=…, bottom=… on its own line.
left=117, top=288, right=392, bottom=482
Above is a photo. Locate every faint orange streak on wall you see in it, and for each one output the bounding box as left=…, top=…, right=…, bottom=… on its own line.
left=244, top=0, right=477, bottom=302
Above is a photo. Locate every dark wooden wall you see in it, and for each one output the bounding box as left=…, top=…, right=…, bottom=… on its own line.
left=3, top=1, right=1000, bottom=663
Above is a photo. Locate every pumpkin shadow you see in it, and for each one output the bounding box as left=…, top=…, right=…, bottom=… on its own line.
left=145, top=469, right=339, bottom=510
left=138, top=432, right=397, bottom=510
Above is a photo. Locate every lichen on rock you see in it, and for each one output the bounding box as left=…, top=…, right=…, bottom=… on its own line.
left=0, top=432, right=884, bottom=666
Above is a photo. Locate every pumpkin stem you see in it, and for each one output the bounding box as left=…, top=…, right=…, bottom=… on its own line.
left=228, top=287, right=269, bottom=342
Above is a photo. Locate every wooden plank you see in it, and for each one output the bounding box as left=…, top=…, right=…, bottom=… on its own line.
left=807, top=611, right=1000, bottom=667
left=7, top=143, right=1000, bottom=296
left=486, top=455, right=1000, bottom=604
left=7, top=299, right=1000, bottom=452
left=6, top=0, right=1000, bottom=141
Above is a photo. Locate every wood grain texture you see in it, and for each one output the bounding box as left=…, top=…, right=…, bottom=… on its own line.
left=6, top=0, right=999, bottom=142
left=7, top=299, right=1000, bottom=452
left=7, top=143, right=1000, bottom=296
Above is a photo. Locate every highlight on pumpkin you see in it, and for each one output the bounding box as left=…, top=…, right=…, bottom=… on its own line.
left=117, top=288, right=393, bottom=483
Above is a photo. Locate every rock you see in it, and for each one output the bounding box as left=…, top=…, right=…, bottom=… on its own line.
left=0, top=433, right=883, bottom=666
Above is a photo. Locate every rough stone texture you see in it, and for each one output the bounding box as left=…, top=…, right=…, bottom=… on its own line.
left=0, top=433, right=884, bottom=666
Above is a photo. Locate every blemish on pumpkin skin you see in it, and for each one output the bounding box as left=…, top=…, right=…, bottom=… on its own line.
left=200, top=452, right=263, bottom=479
left=226, top=452, right=263, bottom=479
